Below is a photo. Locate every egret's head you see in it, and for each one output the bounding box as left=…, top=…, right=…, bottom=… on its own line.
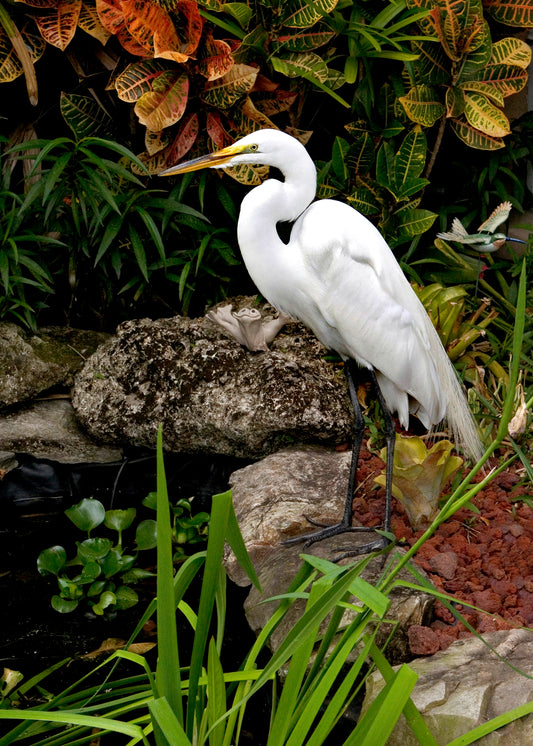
left=159, top=129, right=305, bottom=177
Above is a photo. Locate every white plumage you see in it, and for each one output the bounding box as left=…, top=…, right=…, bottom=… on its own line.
left=160, top=128, right=482, bottom=551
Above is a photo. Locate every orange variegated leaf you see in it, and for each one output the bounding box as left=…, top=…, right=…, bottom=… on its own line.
left=120, top=0, right=170, bottom=54
left=79, top=0, right=112, bottom=44
left=33, top=0, right=82, bottom=50
left=201, top=63, right=258, bottom=109
left=196, top=29, right=233, bottom=80
left=241, top=96, right=277, bottom=129
left=134, top=70, right=189, bottom=130
left=115, top=58, right=171, bottom=101
left=174, top=0, right=203, bottom=57
left=135, top=112, right=198, bottom=175
left=14, top=0, right=57, bottom=7
left=96, top=0, right=125, bottom=35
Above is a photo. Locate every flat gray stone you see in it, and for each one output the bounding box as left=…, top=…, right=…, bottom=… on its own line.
left=362, top=629, right=533, bottom=744
left=0, top=399, right=122, bottom=463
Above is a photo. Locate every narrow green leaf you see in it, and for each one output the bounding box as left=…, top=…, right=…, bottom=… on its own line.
left=155, top=425, right=183, bottom=725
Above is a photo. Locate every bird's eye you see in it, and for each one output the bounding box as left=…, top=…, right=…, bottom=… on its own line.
left=249, top=144, right=258, bottom=152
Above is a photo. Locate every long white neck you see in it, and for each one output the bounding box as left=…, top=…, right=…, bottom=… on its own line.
left=236, top=150, right=317, bottom=298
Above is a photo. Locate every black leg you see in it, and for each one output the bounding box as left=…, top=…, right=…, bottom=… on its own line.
left=332, top=369, right=396, bottom=560
left=283, top=360, right=389, bottom=551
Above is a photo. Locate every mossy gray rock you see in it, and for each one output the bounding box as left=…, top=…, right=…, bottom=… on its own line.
left=72, top=302, right=353, bottom=458
left=0, top=323, right=109, bottom=408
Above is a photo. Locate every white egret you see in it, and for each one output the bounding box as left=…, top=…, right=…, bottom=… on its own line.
left=160, top=129, right=482, bottom=555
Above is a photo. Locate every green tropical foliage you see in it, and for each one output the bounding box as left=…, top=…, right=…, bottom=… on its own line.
left=399, top=0, right=531, bottom=155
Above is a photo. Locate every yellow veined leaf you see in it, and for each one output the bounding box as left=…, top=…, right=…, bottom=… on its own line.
left=346, top=184, right=381, bottom=216
left=489, top=36, right=531, bottom=69
left=464, top=91, right=510, bottom=137
left=398, top=85, right=445, bottom=127
left=0, top=22, right=45, bottom=83
left=396, top=208, right=437, bottom=239
left=451, top=119, right=505, bottom=150
left=33, top=0, right=82, bottom=50
left=253, top=89, right=297, bottom=117
left=445, top=87, right=465, bottom=117
left=277, top=27, right=335, bottom=53
left=201, top=63, right=258, bottom=109
left=281, top=0, right=338, bottom=29
left=134, top=71, right=189, bottom=130
left=463, top=62, right=528, bottom=97
left=60, top=91, right=113, bottom=138
left=115, top=59, right=171, bottom=102
left=240, top=96, right=277, bottom=130
left=458, top=80, right=503, bottom=107
left=271, top=52, right=328, bottom=83
left=145, top=128, right=173, bottom=155
left=78, top=0, right=111, bottom=44
left=225, top=163, right=269, bottom=186
left=483, top=0, right=533, bottom=28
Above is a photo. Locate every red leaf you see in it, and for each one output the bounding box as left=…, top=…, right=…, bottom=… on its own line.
left=206, top=111, right=233, bottom=149
left=166, top=112, right=199, bottom=162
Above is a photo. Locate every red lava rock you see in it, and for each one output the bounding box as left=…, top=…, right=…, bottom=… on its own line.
left=471, top=590, right=502, bottom=614
left=355, top=444, right=533, bottom=647
left=408, top=625, right=440, bottom=656
left=428, top=551, right=459, bottom=580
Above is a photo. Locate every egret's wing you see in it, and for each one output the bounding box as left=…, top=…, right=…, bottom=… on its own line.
left=477, top=201, right=512, bottom=233
left=293, top=200, right=446, bottom=427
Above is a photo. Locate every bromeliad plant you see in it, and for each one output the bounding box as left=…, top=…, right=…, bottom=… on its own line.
left=37, top=497, right=156, bottom=615
left=374, top=435, right=463, bottom=531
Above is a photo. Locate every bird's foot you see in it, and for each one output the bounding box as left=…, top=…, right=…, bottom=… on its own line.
left=282, top=518, right=383, bottom=549
left=330, top=535, right=390, bottom=561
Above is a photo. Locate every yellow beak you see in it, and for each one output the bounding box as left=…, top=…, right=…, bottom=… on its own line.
left=159, top=142, right=245, bottom=176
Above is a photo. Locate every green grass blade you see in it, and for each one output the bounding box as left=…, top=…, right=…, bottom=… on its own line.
left=0, top=709, right=148, bottom=741
left=345, top=664, right=418, bottom=746
left=225, top=497, right=261, bottom=591
left=267, top=580, right=329, bottom=746
left=186, top=490, right=232, bottom=738
left=447, top=700, right=533, bottom=745
left=149, top=697, right=192, bottom=745
left=154, top=425, right=183, bottom=725
left=207, top=638, right=227, bottom=746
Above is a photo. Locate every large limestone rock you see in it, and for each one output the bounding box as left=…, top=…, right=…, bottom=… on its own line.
left=72, top=302, right=353, bottom=458
left=0, top=323, right=108, bottom=408
left=224, top=446, right=433, bottom=664
left=362, top=629, right=533, bottom=744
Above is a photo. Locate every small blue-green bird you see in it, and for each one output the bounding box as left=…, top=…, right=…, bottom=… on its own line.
left=437, top=201, right=526, bottom=253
